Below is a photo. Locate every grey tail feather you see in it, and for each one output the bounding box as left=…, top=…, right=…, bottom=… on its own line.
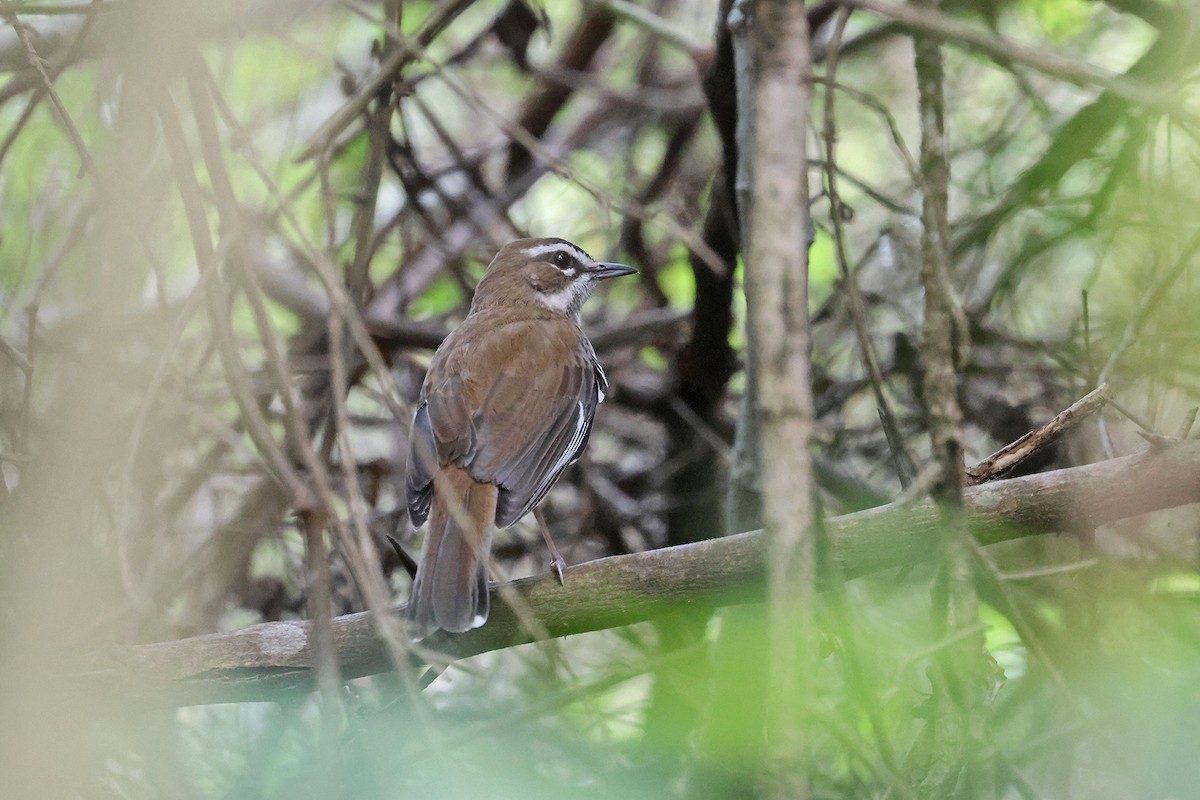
left=405, top=475, right=494, bottom=636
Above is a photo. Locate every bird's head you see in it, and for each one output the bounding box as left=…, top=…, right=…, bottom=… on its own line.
left=473, top=237, right=636, bottom=321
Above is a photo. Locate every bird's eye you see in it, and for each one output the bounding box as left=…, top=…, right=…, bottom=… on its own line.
left=553, top=251, right=571, bottom=269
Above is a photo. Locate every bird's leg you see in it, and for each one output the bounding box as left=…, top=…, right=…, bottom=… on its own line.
left=533, top=507, right=566, bottom=585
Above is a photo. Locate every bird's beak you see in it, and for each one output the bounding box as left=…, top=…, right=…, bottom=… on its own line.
left=591, top=262, right=637, bottom=280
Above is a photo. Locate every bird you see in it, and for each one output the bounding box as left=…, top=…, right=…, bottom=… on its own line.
left=403, top=237, right=637, bottom=635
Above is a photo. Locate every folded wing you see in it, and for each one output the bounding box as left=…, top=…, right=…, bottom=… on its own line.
left=404, top=318, right=605, bottom=530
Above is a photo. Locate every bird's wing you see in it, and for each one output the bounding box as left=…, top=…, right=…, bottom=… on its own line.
left=404, top=329, right=475, bottom=529
left=406, top=317, right=604, bottom=529
left=404, top=400, right=437, bottom=527
left=483, top=353, right=603, bottom=528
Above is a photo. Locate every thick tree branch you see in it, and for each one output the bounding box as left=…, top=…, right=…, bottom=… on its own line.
left=738, top=0, right=817, bottom=794
left=98, top=440, right=1200, bottom=706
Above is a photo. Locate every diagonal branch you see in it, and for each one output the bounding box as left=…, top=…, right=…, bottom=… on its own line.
left=101, top=440, right=1200, bottom=706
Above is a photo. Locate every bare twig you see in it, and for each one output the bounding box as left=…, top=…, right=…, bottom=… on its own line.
left=0, top=3, right=112, bottom=15
left=19, top=301, right=37, bottom=455
left=1000, top=559, right=1099, bottom=581
left=966, top=384, right=1111, bottom=485
left=420, top=38, right=730, bottom=276
left=326, top=309, right=438, bottom=729
left=812, top=76, right=918, bottom=181
left=1097, top=228, right=1200, bottom=387
left=295, top=0, right=475, bottom=161
left=154, top=84, right=307, bottom=499
left=590, top=0, right=711, bottom=63
left=297, top=505, right=344, bottom=726
left=842, top=0, right=1199, bottom=125
left=0, top=335, right=31, bottom=373
left=0, top=0, right=102, bottom=172
left=199, top=65, right=415, bottom=428
left=344, top=12, right=397, bottom=305
left=187, top=60, right=424, bottom=684
left=820, top=6, right=915, bottom=487
left=910, top=0, right=984, bottom=787
left=1178, top=407, right=1198, bottom=439
left=0, top=3, right=98, bottom=177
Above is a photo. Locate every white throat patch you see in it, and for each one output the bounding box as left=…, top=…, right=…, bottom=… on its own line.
left=536, top=277, right=591, bottom=319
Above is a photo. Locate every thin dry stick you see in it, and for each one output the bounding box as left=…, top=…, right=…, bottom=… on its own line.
left=812, top=76, right=919, bottom=182
left=815, top=20, right=917, bottom=769
left=1177, top=407, right=1198, bottom=439
left=820, top=6, right=915, bottom=487
left=966, top=384, right=1110, bottom=484
left=325, top=367, right=397, bottom=618
left=383, top=27, right=729, bottom=276
left=345, top=63, right=392, bottom=305
left=192, top=61, right=413, bottom=427
left=184, top=70, right=415, bottom=684
left=190, top=66, right=457, bottom=748
left=189, top=61, right=390, bottom=593
left=1097, top=228, right=1200, bottom=387
left=296, top=0, right=476, bottom=161
left=314, top=34, right=414, bottom=670
left=185, top=65, right=337, bottom=486
left=314, top=18, right=396, bottom=459
left=815, top=708, right=921, bottom=800
left=0, top=0, right=103, bottom=171
left=910, top=0, right=985, bottom=786
left=0, top=4, right=98, bottom=177
left=113, top=279, right=209, bottom=608
left=0, top=2, right=111, bottom=15
left=317, top=150, right=338, bottom=253
left=819, top=501, right=909, bottom=789
left=325, top=312, right=447, bottom=742
left=198, top=98, right=413, bottom=428
left=1000, top=559, right=1098, bottom=581
left=405, top=93, right=514, bottom=249
left=0, top=335, right=31, bottom=374
left=591, top=0, right=711, bottom=62
left=807, top=157, right=917, bottom=215
left=968, top=539, right=1095, bottom=724
left=19, top=301, right=36, bottom=456
left=893, top=622, right=988, bottom=684
left=844, top=0, right=1199, bottom=125
left=667, top=395, right=732, bottom=460
left=298, top=506, right=345, bottom=726
left=154, top=85, right=306, bottom=500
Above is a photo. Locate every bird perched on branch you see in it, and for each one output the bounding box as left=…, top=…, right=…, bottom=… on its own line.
left=404, top=237, right=636, bottom=635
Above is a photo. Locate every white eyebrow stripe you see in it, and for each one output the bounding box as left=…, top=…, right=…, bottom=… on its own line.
left=523, top=242, right=589, bottom=261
